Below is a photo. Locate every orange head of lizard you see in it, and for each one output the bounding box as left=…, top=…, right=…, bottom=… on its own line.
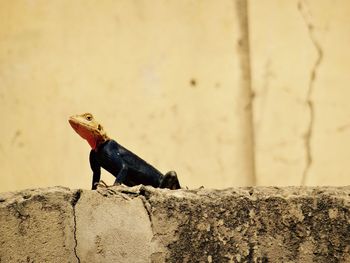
left=69, top=113, right=109, bottom=150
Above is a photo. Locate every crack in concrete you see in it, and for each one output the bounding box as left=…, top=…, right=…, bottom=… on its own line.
left=71, top=190, right=82, bottom=263
left=138, top=187, right=154, bottom=233
left=298, top=0, right=323, bottom=186
left=140, top=196, right=154, bottom=232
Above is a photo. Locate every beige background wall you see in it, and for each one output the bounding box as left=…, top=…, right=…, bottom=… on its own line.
left=1, top=0, right=349, bottom=192
left=251, top=0, right=350, bottom=186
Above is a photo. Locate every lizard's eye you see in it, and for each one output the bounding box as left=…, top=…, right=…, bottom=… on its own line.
left=86, top=115, right=92, bottom=121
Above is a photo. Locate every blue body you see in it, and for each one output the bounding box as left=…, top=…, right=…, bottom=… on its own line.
left=89, top=139, right=164, bottom=189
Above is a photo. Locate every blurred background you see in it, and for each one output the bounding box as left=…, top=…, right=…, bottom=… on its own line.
left=1, top=0, right=349, bottom=192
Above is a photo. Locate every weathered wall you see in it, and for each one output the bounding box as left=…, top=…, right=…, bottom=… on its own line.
left=1, top=186, right=349, bottom=262
left=1, top=0, right=350, bottom=192
left=0, top=0, right=254, bottom=192
left=250, top=0, right=350, bottom=186
left=0, top=187, right=77, bottom=262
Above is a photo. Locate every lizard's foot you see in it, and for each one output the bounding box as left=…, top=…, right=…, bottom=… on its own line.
left=94, top=180, right=111, bottom=188
left=160, top=171, right=181, bottom=190
left=95, top=180, right=121, bottom=189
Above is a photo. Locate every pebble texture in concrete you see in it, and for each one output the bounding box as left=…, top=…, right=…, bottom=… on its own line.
left=0, top=186, right=349, bottom=262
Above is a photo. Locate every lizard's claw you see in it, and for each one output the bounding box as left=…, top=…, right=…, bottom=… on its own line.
left=94, top=180, right=110, bottom=188
left=95, top=180, right=122, bottom=189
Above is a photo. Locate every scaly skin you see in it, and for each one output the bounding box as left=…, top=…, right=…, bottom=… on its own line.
left=69, top=113, right=181, bottom=190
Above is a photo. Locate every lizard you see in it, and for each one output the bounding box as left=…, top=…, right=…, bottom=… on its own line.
left=69, top=113, right=181, bottom=190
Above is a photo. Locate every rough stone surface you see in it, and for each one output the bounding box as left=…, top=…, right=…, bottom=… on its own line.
left=146, top=187, right=350, bottom=263
left=1, top=186, right=350, bottom=263
left=75, top=188, right=153, bottom=263
left=0, top=187, right=78, bottom=263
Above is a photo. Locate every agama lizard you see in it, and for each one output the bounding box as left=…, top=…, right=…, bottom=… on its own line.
left=69, top=113, right=181, bottom=190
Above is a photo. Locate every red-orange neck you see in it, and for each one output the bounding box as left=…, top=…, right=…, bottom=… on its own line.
left=75, top=128, right=102, bottom=150
left=86, top=135, right=98, bottom=150
left=86, top=134, right=107, bottom=150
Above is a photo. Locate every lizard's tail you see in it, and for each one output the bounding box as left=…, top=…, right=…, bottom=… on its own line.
left=160, top=171, right=181, bottom=190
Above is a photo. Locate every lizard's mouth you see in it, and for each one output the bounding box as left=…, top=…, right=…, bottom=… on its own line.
left=69, top=116, right=96, bottom=141
left=68, top=117, right=89, bottom=137
left=68, top=118, right=80, bottom=132
left=69, top=116, right=99, bottom=149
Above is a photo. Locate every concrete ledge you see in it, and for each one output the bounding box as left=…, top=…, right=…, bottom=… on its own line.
left=0, top=186, right=349, bottom=262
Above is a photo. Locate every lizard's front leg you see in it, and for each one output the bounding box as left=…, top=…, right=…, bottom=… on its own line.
left=93, top=162, right=128, bottom=189
left=90, top=151, right=101, bottom=190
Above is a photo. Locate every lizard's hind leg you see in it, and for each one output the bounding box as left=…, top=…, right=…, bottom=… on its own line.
left=160, top=171, right=181, bottom=190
